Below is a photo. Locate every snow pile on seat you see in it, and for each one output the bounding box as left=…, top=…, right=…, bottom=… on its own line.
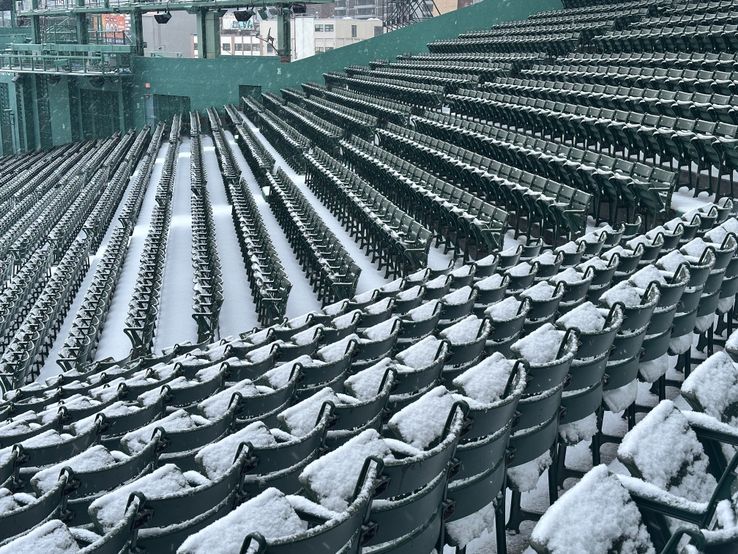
left=630, top=265, right=667, bottom=289
left=20, top=429, right=74, bottom=448
left=507, top=451, right=552, bottom=492
left=601, top=245, right=633, bottom=260
left=289, top=326, right=322, bottom=346
left=363, top=318, right=398, bottom=341
left=278, top=388, right=347, bottom=436
left=682, top=237, right=711, bottom=258
left=535, top=250, right=558, bottom=265
left=451, top=264, right=474, bottom=278
left=72, top=401, right=143, bottom=434
left=599, top=282, right=646, bottom=308
left=122, top=409, right=210, bottom=454
left=440, top=315, right=484, bottom=344
left=452, top=352, right=515, bottom=404
left=531, top=465, right=655, bottom=554
left=196, top=421, right=278, bottom=480
left=559, top=412, right=598, bottom=444
left=511, top=323, right=565, bottom=365
left=178, top=488, right=308, bottom=554
left=90, top=464, right=210, bottom=531
left=0, top=519, right=80, bottom=554
left=300, top=429, right=393, bottom=511
left=396, top=284, right=422, bottom=301
left=406, top=299, right=439, bottom=321
left=579, top=257, right=609, bottom=271
left=425, top=275, right=450, bottom=291
left=388, top=386, right=456, bottom=449
left=445, top=499, right=497, bottom=548
left=395, top=336, right=441, bottom=369
left=659, top=250, right=698, bottom=273
left=0, top=411, right=41, bottom=438
left=556, top=302, right=606, bottom=334
left=262, top=355, right=312, bottom=389
left=344, top=359, right=393, bottom=401
left=485, top=296, right=522, bottom=321
left=682, top=352, right=738, bottom=421
left=551, top=267, right=584, bottom=284
left=521, top=281, right=557, bottom=301
left=0, top=488, right=37, bottom=514
left=727, top=330, right=738, bottom=354
left=556, top=240, right=580, bottom=253
left=442, top=286, right=473, bottom=306
left=316, top=334, right=357, bottom=362
left=331, top=310, right=360, bottom=330
left=32, top=445, right=129, bottom=494
left=475, top=273, right=504, bottom=291
left=618, top=401, right=717, bottom=504
left=507, top=261, right=533, bottom=277
left=603, top=380, right=638, bottom=412
left=197, top=379, right=264, bottom=419
left=364, top=297, right=393, bottom=315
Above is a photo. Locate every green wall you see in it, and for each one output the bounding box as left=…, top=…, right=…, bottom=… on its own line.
left=129, top=0, right=562, bottom=127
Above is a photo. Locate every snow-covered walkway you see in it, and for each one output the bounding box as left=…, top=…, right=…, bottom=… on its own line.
left=95, top=143, right=170, bottom=361
left=155, top=137, right=198, bottom=351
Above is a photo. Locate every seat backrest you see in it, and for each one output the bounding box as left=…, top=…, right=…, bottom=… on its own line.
left=682, top=352, right=738, bottom=423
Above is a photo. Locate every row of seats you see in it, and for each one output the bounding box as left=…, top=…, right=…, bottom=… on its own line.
left=340, top=134, right=508, bottom=260
left=427, top=31, right=583, bottom=55
left=370, top=59, right=515, bottom=82
left=630, top=7, right=738, bottom=29
left=209, top=108, right=292, bottom=325
left=591, top=23, right=738, bottom=53
left=323, top=71, right=445, bottom=108
left=300, top=82, right=415, bottom=125
left=224, top=103, right=275, bottom=187
left=304, top=146, right=432, bottom=278
left=189, top=112, right=224, bottom=344
left=56, top=126, right=164, bottom=372
left=344, top=65, right=480, bottom=94
left=557, top=49, right=738, bottom=69
left=253, top=108, right=308, bottom=171
left=266, top=168, right=361, bottom=304
left=123, top=116, right=182, bottom=358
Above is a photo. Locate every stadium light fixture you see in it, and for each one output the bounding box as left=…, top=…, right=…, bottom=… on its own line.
left=154, top=11, right=172, bottom=24
left=234, top=8, right=254, bottom=22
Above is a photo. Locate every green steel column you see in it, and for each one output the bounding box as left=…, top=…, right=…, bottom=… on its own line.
left=196, top=9, right=220, bottom=59
left=276, top=6, right=290, bottom=62
left=131, top=10, right=144, bottom=56
left=30, top=0, right=40, bottom=43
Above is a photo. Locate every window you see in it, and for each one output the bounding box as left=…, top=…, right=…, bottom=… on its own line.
left=351, top=24, right=357, bottom=38
left=325, top=46, right=333, bottom=51
left=314, top=24, right=323, bottom=31
left=267, top=44, right=274, bottom=53
left=222, top=43, right=231, bottom=51
left=324, top=24, right=334, bottom=32
left=235, top=43, right=243, bottom=51
left=374, top=26, right=382, bottom=37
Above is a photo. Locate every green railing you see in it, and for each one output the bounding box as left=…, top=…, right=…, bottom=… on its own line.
left=0, top=43, right=132, bottom=74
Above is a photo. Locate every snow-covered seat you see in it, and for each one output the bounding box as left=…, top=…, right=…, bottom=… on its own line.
left=647, top=223, right=684, bottom=253
left=550, top=265, right=593, bottom=314
left=497, top=244, right=522, bottom=270
left=220, top=342, right=281, bottom=382
left=0, top=409, right=63, bottom=449
left=448, top=263, right=477, bottom=288
left=358, top=297, right=395, bottom=329
left=276, top=325, right=324, bottom=362
left=180, top=460, right=379, bottom=554
left=473, top=273, right=508, bottom=312
left=148, top=364, right=227, bottom=409
left=484, top=296, right=530, bottom=356
left=504, top=260, right=539, bottom=296
left=554, top=239, right=586, bottom=268
left=531, top=249, right=563, bottom=280
left=397, top=300, right=442, bottom=345
left=727, top=330, right=738, bottom=363
left=472, top=252, right=499, bottom=278
left=75, top=399, right=165, bottom=449
left=393, top=284, right=425, bottom=314
left=13, top=423, right=102, bottom=474
left=530, top=464, right=701, bottom=554
left=423, top=273, right=453, bottom=300
left=618, top=400, right=738, bottom=550
left=322, top=309, right=361, bottom=344
left=683, top=352, right=738, bottom=433
left=354, top=318, right=401, bottom=369
left=270, top=313, right=317, bottom=342
left=576, top=226, right=609, bottom=259
left=511, top=323, right=578, bottom=396
left=387, top=337, right=448, bottom=411
left=579, top=254, right=618, bottom=303
left=520, top=280, right=565, bottom=325
left=445, top=356, right=526, bottom=554
left=627, top=232, right=664, bottom=265
left=603, top=244, right=643, bottom=283
left=438, top=285, right=478, bottom=328
left=296, top=335, right=358, bottom=399
left=600, top=280, right=660, bottom=333
left=439, top=315, right=492, bottom=379
left=0, top=496, right=143, bottom=554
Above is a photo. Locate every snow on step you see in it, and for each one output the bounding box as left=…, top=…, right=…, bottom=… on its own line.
left=223, top=130, right=320, bottom=318
left=201, top=135, right=259, bottom=336
left=155, top=137, right=198, bottom=351
left=237, top=114, right=390, bottom=294
left=96, top=143, right=169, bottom=361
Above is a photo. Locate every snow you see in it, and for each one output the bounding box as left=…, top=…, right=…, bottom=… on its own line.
left=599, top=282, right=646, bottom=308
left=659, top=250, right=693, bottom=273
left=639, top=353, right=670, bottom=383
left=178, top=488, right=307, bottom=554
left=95, top=143, right=169, bottom=361
left=579, top=257, right=609, bottom=271
left=440, top=315, right=484, bottom=344
left=195, top=421, right=277, bottom=480
left=198, top=379, right=263, bottom=419
left=530, top=464, right=655, bottom=554
left=425, top=274, right=451, bottom=290
left=556, top=241, right=580, bottom=254
left=316, top=334, right=357, bottom=362
left=262, top=355, right=312, bottom=389
left=387, top=386, right=457, bottom=449
left=364, top=297, right=392, bottom=315
left=445, top=499, right=497, bottom=548
left=278, top=388, right=339, bottom=436
left=556, top=302, right=606, bottom=334
left=443, top=285, right=473, bottom=306
left=406, top=299, right=439, bottom=321
left=507, top=261, right=533, bottom=277
left=344, top=359, right=393, bottom=400
left=290, top=325, right=321, bottom=346
left=507, top=451, right=552, bottom=492
left=682, top=237, right=710, bottom=258
left=90, top=464, right=210, bottom=531
left=558, top=413, right=598, bottom=444
left=603, top=380, right=638, bottom=412
left=682, top=352, right=738, bottom=420
left=396, top=284, right=422, bottom=301
left=475, top=273, right=504, bottom=291
left=395, top=336, right=442, bottom=368
left=201, top=136, right=260, bottom=336
left=331, top=309, right=361, bottom=329
left=121, top=409, right=210, bottom=454
left=669, top=332, right=694, bottom=355
left=629, top=265, right=667, bottom=289
left=511, top=323, right=566, bottom=365
left=727, top=330, right=738, bottom=354
left=72, top=401, right=142, bottom=434
left=485, top=296, right=522, bottom=321
left=0, top=488, right=37, bottom=514
left=521, top=281, right=557, bottom=301
left=551, top=267, right=583, bottom=284
left=363, top=317, right=397, bottom=341
left=155, top=138, right=198, bottom=351
left=451, top=264, right=474, bottom=278
left=0, top=519, right=79, bottom=554
left=32, top=445, right=128, bottom=494
left=21, top=429, right=73, bottom=448
left=299, top=429, right=393, bottom=511
left=452, top=352, right=515, bottom=404
left=618, top=401, right=716, bottom=505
